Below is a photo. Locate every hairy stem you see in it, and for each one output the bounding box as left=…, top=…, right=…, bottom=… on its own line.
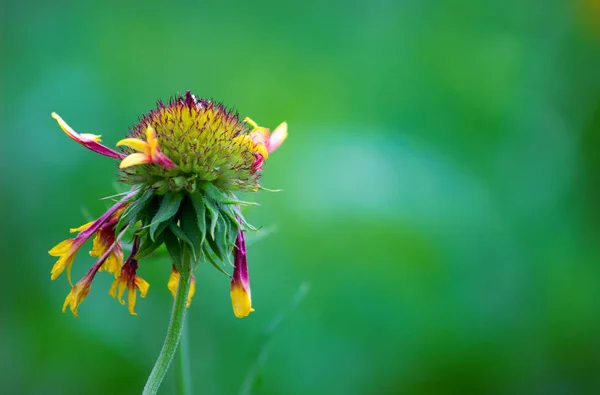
left=143, top=246, right=192, bottom=395
left=176, top=317, right=192, bottom=395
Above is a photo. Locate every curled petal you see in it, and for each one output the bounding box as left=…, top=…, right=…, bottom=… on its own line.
left=51, top=112, right=125, bottom=159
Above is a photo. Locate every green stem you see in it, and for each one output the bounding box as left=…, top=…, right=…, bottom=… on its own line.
left=143, top=247, right=193, bottom=395
left=176, top=316, right=192, bottom=395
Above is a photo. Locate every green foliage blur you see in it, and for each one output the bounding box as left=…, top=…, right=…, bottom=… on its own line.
left=2, top=0, right=600, bottom=394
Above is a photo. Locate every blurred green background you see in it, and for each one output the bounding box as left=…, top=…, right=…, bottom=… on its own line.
left=2, top=0, right=600, bottom=394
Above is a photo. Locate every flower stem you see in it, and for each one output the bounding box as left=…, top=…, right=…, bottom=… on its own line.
left=143, top=246, right=192, bottom=395
left=176, top=317, right=192, bottom=395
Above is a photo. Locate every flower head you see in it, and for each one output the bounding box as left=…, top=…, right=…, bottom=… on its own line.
left=49, top=91, right=287, bottom=318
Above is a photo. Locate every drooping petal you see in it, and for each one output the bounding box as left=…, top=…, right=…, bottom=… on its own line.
left=168, top=265, right=180, bottom=297
left=127, top=276, right=150, bottom=315
left=49, top=189, right=137, bottom=283
left=49, top=239, right=76, bottom=282
left=168, top=265, right=196, bottom=308
left=62, top=280, right=92, bottom=318
left=51, top=112, right=125, bottom=159
left=110, top=237, right=149, bottom=315
left=89, top=220, right=123, bottom=277
left=62, top=227, right=127, bottom=317
left=230, top=230, right=254, bottom=318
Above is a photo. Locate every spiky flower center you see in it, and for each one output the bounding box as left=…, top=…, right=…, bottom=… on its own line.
left=120, top=92, right=259, bottom=193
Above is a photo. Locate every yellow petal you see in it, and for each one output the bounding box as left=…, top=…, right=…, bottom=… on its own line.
left=116, top=138, right=149, bottom=152
left=127, top=287, right=138, bottom=316
left=234, top=135, right=269, bottom=159
left=168, top=270, right=180, bottom=298
left=255, top=142, right=269, bottom=159
left=62, top=283, right=91, bottom=317
left=99, top=253, right=123, bottom=276
left=187, top=277, right=196, bottom=308
left=145, top=125, right=157, bottom=142
left=109, top=278, right=119, bottom=298
left=89, top=233, right=105, bottom=257
left=119, top=153, right=151, bottom=168
left=49, top=240, right=76, bottom=282
left=230, top=283, right=255, bottom=318
left=136, top=277, right=150, bottom=298
left=117, top=281, right=127, bottom=305
left=62, top=289, right=74, bottom=315
left=51, top=112, right=78, bottom=139
left=80, top=133, right=102, bottom=142
left=49, top=239, right=73, bottom=256
left=69, top=221, right=94, bottom=233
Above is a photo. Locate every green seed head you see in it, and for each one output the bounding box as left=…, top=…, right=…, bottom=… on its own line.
left=119, top=91, right=260, bottom=194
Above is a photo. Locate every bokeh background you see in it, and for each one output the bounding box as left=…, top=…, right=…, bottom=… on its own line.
left=2, top=0, right=600, bottom=394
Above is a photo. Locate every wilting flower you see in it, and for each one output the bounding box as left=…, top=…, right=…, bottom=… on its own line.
left=49, top=91, right=287, bottom=317
left=109, top=237, right=149, bottom=315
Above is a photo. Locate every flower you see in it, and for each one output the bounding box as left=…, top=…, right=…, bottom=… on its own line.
left=109, top=237, right=149, bottom=315
left=49, top=91, right=287, bottom=317
left=49, top=195, right=132, bottom=284
left=117, top=125, right=175, bottom=169
left=62, top=224, right=127, bottom=317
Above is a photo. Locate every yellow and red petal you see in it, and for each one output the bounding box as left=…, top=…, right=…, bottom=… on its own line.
left=51, top=112, right=124, bottom=159
left=230, top=230, right=254, bottom=318
left=230, top=281, right=254, bottom=318
left=120, top=153, right=151, bottom=168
